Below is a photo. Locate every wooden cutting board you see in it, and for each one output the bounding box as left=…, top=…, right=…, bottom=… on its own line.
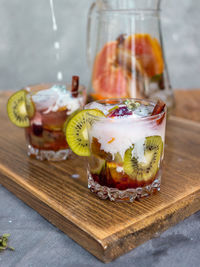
left=0, top=95, right=200, bottom=262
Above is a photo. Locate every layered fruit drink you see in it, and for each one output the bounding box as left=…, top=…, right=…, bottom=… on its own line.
left=65, top=98, right=166, bottom=202
left=7, top=76, right=86, bottom=160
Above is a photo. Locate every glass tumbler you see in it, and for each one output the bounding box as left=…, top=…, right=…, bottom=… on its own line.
left=86, top=98, right=166, bottom=202
left=24, top=83, right=86, bottom=161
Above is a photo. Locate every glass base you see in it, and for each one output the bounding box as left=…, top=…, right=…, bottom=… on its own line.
left=27, top=144, right=72, bottom=161
left=88, top=171, right=161, bottom=202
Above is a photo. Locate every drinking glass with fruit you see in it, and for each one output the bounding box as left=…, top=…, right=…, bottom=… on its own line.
left=7, top=76, right=86, bottom=161
left=65, top=98, right=166, bottom=202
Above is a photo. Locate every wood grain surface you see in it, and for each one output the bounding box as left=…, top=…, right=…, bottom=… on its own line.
left=173, top=89, right=200, bottom=122
left=0, top=91, right=200, bottom=262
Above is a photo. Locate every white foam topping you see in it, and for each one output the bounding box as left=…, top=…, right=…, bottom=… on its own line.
left=131, top=138, right=146, bottom=163
left=90, top=116, right=165, bottom=161
left=32, top=85, right=83, bottom=114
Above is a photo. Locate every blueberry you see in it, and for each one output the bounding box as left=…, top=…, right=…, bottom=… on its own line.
left=32, top=124, right=43, bottom=136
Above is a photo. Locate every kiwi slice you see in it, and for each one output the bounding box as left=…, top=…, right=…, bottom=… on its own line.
left=90, top=157, right=105, bottom=175
left=65, top=109, right=105, bottom=156
left=62, top=109, right=81, bottom=134
left=7, top=90, right=30, bottom=127
left=25, top=94, right=35, bottom=118
left=123, top=136, right=163, bottom=182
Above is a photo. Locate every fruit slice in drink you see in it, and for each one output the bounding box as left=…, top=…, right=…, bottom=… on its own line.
left=123, top=136, right=163, bottom=183
left=65, top=109, right=105, bottom=156
left=91, top=137, right=113, bottom=161
left=90, top=157, right=106, bottom=175
left=41, top=109, right=68, bottom=131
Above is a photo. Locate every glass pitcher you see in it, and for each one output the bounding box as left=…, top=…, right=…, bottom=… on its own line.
left=87, top=0, right=174, bottom=110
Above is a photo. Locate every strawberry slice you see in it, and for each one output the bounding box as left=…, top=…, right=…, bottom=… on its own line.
left=152, top=99, right=166, bottom=125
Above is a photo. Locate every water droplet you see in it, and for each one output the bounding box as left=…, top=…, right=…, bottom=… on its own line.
left=71, top=174, right=80, bottom=179
left=54, top=41, right=60, bottom=49
left=57, top=71, right=63, bottom=81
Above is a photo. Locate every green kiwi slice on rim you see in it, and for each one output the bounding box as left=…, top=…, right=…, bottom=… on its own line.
left=65, top=109, right=105, bottom=156
left=25, top=94, right=35, bottom=119
left=7, top=90, right=32, bottom=127
left=123, top=136, right=163, bottom=182
left=62, top=109, right=81, bottom=134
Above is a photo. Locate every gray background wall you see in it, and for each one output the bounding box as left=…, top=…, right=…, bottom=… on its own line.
left=0, top=0, right=199, bottom=91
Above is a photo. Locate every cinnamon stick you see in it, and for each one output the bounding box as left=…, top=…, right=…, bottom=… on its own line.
left=71, top=76, right=79, bottom=97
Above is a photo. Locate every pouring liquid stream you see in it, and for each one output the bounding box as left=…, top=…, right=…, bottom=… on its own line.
left=49, top=0, right=63, bottom=82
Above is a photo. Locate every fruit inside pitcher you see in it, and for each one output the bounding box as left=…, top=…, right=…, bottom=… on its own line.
left=91, top=33, right=165, bottom=100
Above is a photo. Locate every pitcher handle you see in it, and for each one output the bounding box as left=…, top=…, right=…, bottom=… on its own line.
left=86, top=2, right=97, bottom=66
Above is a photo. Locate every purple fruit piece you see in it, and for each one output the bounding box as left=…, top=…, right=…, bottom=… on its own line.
left=108, top=106, right=132, bottom=117
left=32, top=124, right=43, bottom=136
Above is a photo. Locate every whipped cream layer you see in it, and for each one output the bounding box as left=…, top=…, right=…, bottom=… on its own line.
left=32, top=85, right=84, bottom=114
